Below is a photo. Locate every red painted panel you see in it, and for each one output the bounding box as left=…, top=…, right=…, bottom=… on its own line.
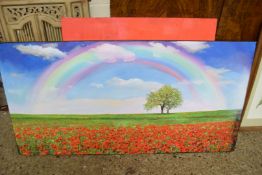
left=61, top=18, right=217, bottom=41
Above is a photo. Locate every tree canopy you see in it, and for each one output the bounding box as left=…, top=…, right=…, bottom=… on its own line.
left=144, top=85, right=182, bottom=114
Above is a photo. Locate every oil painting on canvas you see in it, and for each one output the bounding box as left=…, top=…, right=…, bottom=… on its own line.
left=0, top=41, right=256, bottom=155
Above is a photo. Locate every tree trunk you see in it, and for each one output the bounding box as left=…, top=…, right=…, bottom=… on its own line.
left=161, top=106, right=164, bottom=114
left=167, top=109, right=170, bottom=114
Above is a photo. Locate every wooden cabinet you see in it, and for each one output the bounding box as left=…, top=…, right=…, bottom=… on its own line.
left=0, top=0, right=90, bottom=42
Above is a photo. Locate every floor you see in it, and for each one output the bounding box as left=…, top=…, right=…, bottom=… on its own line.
left=0, top=84, right=262, bottom=175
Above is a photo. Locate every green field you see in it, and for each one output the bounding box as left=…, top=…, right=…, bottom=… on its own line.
left=11, top=109, right=241, bottom=128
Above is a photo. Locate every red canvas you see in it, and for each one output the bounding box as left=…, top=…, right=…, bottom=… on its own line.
left=61, top=18, right=217, bottom=41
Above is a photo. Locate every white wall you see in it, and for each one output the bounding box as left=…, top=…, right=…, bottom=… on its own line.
left=89, top=0, right=110, bottom=17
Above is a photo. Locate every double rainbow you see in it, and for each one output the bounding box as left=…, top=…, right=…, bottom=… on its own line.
left=32, top=42, right=225, bottom=108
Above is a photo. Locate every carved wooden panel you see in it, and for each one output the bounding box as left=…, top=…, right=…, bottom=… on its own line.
left=42, top=21, right=62, bottom=41
left=0, top=0, right=90, bottom=42
left=39, top=14, right=63, bottom=41
left=15, top=21, right=35, bottom=41
left=0, top=22, right=4, bottom=42
left=3, top=4, right=66, bottom=23
left=7, top=15, right=39, bottom=41
left=0, top=32, right=3, bottom=42
left=72, top=2, right=84, bottom=17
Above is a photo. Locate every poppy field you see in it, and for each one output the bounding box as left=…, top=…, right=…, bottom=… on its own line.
left=11, top=110, right=240, bottom=155
left=0, top=41, right=254, bottom=156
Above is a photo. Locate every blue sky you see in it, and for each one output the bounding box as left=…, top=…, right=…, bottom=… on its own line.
left=0, top=41, right=256, bottom=114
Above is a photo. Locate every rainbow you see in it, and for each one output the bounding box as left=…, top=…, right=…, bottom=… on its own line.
left=32, top=42, right=225, bottom=107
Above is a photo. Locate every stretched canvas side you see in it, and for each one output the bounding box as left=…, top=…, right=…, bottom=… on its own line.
left=0, top=41, right=256, bottom=155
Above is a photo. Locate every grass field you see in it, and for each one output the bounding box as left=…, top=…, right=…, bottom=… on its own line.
left=11, top=109, right=241, bottom=128
left=11, top=110, right=241, bottom=155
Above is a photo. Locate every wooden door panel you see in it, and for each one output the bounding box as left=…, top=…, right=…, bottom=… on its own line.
left=167, top=0, right=224, bottom=18
left=111, top=0, right=167, bottom=17
left=216, top=0, right=262, bottom=40
left=7, top=15, right=40, bottom=41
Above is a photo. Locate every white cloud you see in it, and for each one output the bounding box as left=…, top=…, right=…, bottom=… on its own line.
left=10, top=72, right=23, bottom=78
left=173, top=41, right=210, bottom=53
left=42, top=43, right=58, bottom=48
left=25, top=77, right=165, bottom=114
left=15, top=44, right=66, bottom=60
left=193, top=80, right=204, bottom=85
left=205, top=66, right=230, bottom=76
left=7, top=89, right=23, bottom=96
left=229, top=70, right=250, bottom=109
left=32, top=86, right=59, bottom=103
left=219, top=80, right=235, bottom=85
left=149, top=42, right=180, bottom=57
left=21, top=96, right=226, bottom=114
left=90, top=83, right=103, bottom=88
left=174, top=98, right=226, bottom=113
left=106, top=77, right=163, bottom=91
left=205, top=66, right=231, bottom=80
left=15, top=78, right=228, bottom=114
left=89, top=43, right=135, bottom=63
left=27, top=97, right=151, bottom=114
left=205, top=66, right=234, bottom=86
left=179, top=80, right=204, bottom=86
left=68, top=45, right=85, bottom=53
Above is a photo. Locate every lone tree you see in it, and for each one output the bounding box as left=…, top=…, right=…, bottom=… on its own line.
left=144, top=85, right=182, bottom=114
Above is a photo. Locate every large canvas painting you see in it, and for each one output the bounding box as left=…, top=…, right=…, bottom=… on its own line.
left=0, top=41, right=256, bottom=155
